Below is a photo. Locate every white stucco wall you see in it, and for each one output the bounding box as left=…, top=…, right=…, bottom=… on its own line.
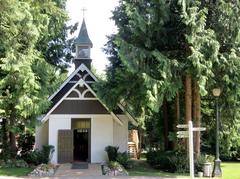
left=91, top=115, right=113, bottom=163
left=113, top=115, right=129, bottom=152
left=47, top=114, right=115, bottom=164
left=48, top=115, right=71, bottom=164
left=35, top=120, right=49, bottom=150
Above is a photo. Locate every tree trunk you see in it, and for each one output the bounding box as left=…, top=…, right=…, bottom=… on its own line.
left=9, top=115, right=17, bottom=158
left=173, top=91, right=180, bottom=149
left=1, top=118, right=9, bottom=156
left=185, top=75, right=192, bottom=149
left=194, top=81, right=201, bottom=157
left=185, top=75, right=192, bottom=123
left=163, top=98, right=169, bottom=151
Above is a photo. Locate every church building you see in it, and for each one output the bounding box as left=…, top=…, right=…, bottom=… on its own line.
left=35, top=18, right=137, bottom=164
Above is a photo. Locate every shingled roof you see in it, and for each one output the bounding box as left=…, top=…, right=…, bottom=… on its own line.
left=75, top=18, right=93, bottom=47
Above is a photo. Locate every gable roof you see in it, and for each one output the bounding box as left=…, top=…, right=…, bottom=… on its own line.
left=44, top=63, right=137, bottom=126
left=41, top=78, right=123, bottom=126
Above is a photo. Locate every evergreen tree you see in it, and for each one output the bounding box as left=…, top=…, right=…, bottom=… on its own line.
left=0, top=0, right=72, bottom=157
left=97, top=0, right=219, bottom=153
left=201, top=0, right=240, bottom=160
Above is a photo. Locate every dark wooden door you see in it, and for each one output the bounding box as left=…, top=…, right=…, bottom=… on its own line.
left=58, top=130, right=73, bottom=163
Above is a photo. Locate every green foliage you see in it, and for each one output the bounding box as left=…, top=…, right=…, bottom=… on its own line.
left=21, top=145, right=54, bottom=165
left=108, top=161, right=120, bottom=170
left=194, top=154, right=205, bottom=172
left=18, top=130, right=35, bottom=155
left=0, top=159, right=28, bottom=168
left=42, top=145, right=55, bottom=163
left=97, top=0, right=218, bottom=121
left=0, top=167, right=32, bottom=176
left=105, top=146, right=119, bottom=161
left=168, top=150, right=189, bottom=173
left=21, top=150, right=43, bottom=165
left=97, top=0, right=240, bottom=161
left=116, top=152, right=130, bottom=169
left=146, top=150, right=190, bottom=173
left=0, top=0, right=73, bottom=157
left=146, top=150, right=174, bottom=171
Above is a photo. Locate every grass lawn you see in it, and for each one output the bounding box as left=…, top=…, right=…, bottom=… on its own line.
left=221, top=162, right=240, bottom=179
left=128, top=160, right=240, bottom=179
left=0, top=167, right=32, bottom=176
left=128, top=160, right=189, bottom=178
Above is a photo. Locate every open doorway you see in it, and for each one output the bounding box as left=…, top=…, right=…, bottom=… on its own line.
left=74, top=129, right=89, bottom=161
left=72, top=118, right=91, bottom=162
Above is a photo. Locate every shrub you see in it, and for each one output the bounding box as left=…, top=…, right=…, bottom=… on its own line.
left=0, top=159, right=28, bottom=168
left=18, top=130, right=35, bottom=154
left=195, top=154, right=206, bottom=172
left=146, top=150, right=189, bottom=173
left=205, top=154, right=215, bottom=163
left=108, top=161, right=120, bottom=170
left=168, top=150, right=189, bottom=173
left=105, top=146, right=119, bottom=161
left=146, top=150, right=174, bottom=171
left=116, top=152, right=131, bottom=169
left=21, top=145, right=54, bottom=165
left=42, top=145, right=55, bottom=164
left=22, top=150, right=43, bottom=165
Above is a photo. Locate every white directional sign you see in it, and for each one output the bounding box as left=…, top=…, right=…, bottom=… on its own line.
left=177, top=131, right=189, bottom=135
left=193, top=127, right=206, bottom=131
left=176, top=121, right=206, bottom=179
left=177, top=134, right=188, bottom=138
left=176, top=124, right=188, bottom=128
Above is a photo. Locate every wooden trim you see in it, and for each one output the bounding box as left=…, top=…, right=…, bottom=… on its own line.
left=44, top=63, right=135, bottom=126
left=118, top=103, right=138, bottom=126
left=48, top=64, right=97, bottom=101
left=41, top=79, right=85, bottom=122
left=64, top=98, right=97, bottom=100
left=88, top=125, right=91, bottom=162
left=41, top=79, right=123, bottom=126
left=83, top=82, right=123, bottom=126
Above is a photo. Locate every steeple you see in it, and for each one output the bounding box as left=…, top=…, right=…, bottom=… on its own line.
left=74, top=18, right=93, bottom=70
left=75, top=19, right=93, bottom=47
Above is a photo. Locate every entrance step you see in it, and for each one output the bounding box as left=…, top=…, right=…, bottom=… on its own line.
left=54, top=163, right=101, bottom=177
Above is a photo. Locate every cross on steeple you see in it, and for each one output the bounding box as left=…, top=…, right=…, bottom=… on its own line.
left=81, top=7, right=87, bottom=18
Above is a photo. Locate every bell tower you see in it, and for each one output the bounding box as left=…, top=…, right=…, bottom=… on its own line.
left=74, top=18, right=93, bottom=69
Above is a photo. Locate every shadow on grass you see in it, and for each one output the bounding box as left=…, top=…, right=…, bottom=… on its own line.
left=128, top=160, right=189, bottom=178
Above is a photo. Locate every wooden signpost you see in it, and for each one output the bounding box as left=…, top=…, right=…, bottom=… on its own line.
left=177, top=121, right=206, bottom=179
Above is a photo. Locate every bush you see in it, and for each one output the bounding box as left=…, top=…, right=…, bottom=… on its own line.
left=21, top=145, right=54, bottom=165
left=116, top=152, right=131, bottom=169
left=0, top=159, right=28, bottom=168
left=195, top=154, right=206, bottom=172
left=42, top=145, right=55, bottom=164
left=105, top=146, right=119, bottom=161
left=168, top=150, right=189, bottom=173
left=108, top=161, right=120, bottom=170
left=22, top=150, right=43, bottom=165
left=146, top=150, right=189, bottom=173
left=18, top=130, right=35, bottom=154
left=146, top=150, right=174, bottom=171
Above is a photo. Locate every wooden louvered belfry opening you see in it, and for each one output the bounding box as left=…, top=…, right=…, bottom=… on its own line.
left=58, top=130, right=73, bottom=163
